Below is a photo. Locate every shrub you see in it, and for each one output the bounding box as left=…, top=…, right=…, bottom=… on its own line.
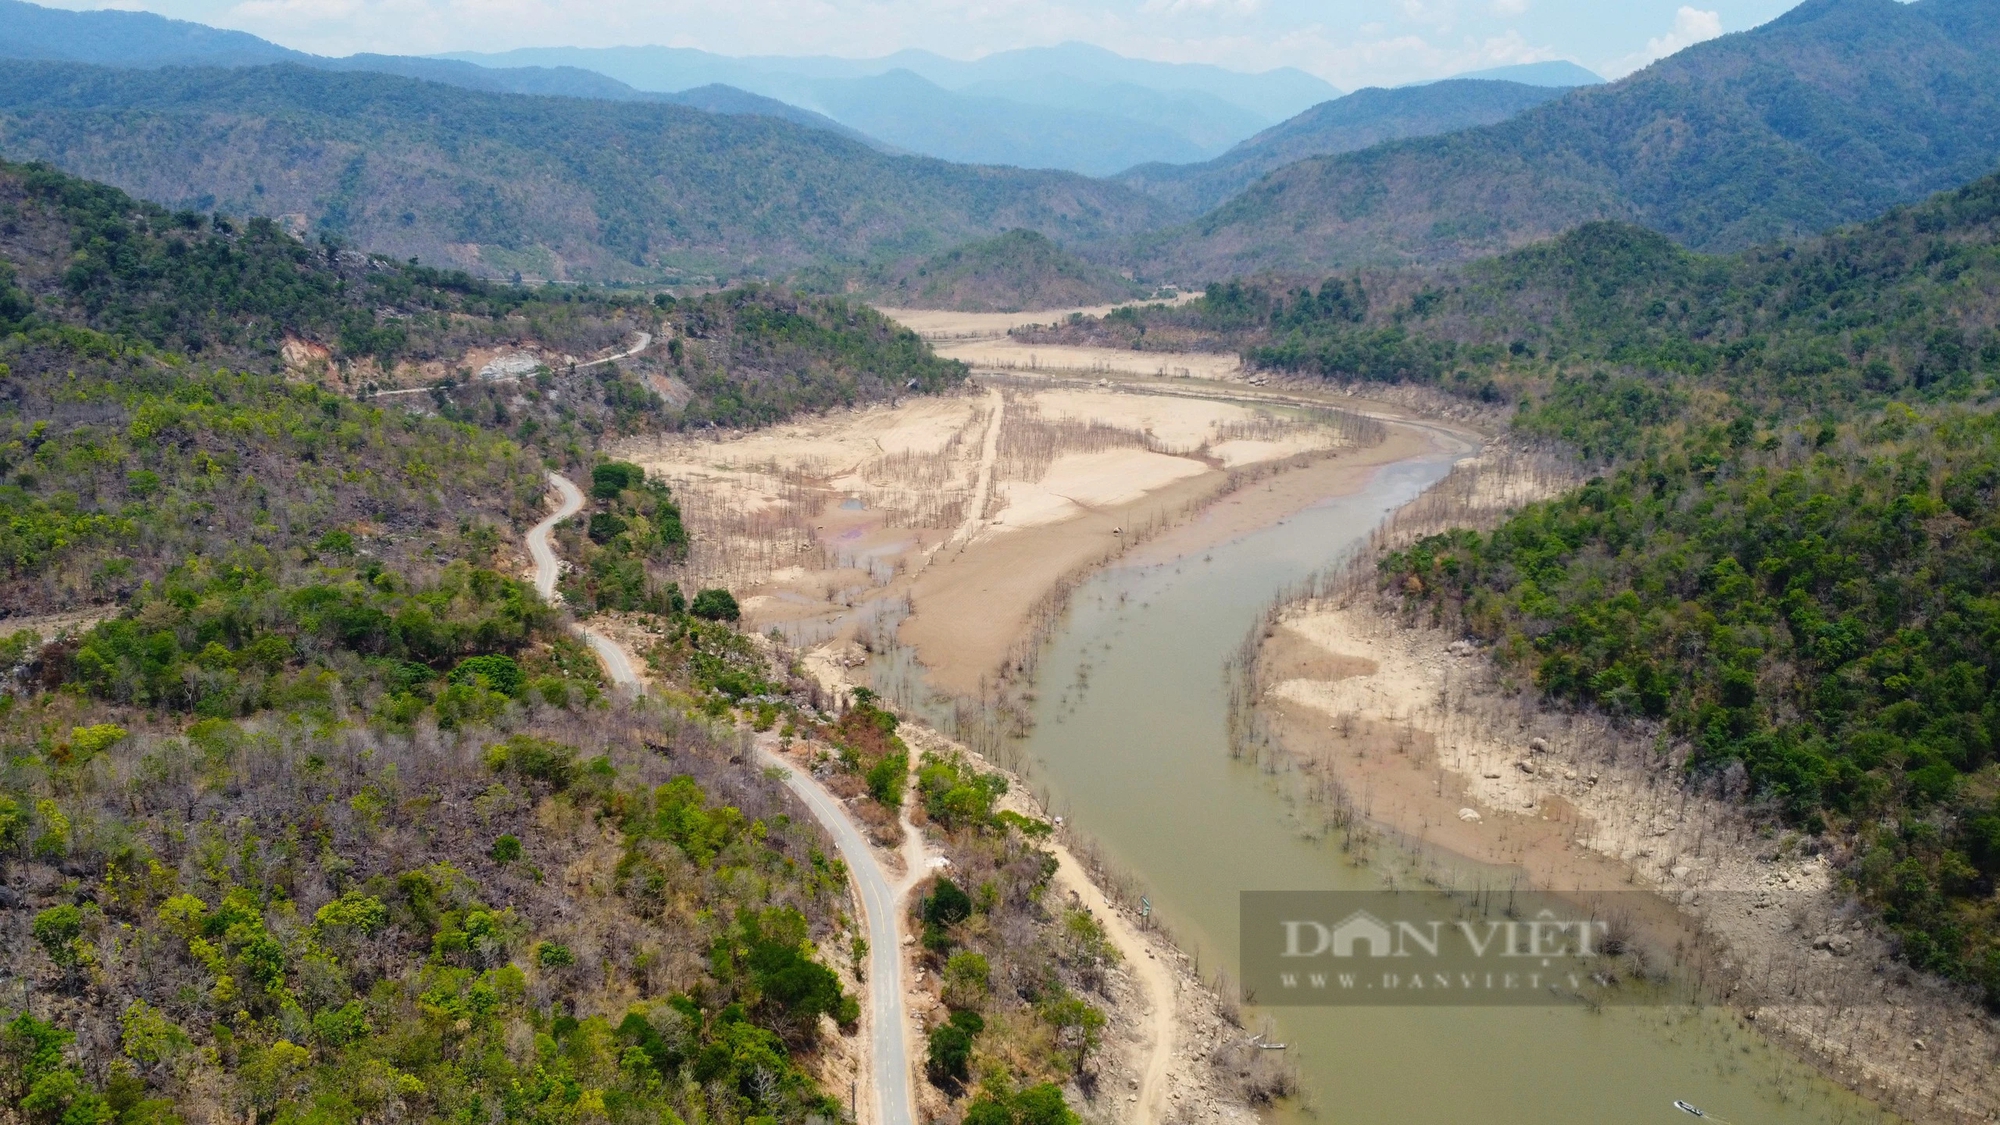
left=449, top=654, right=524, bottom=697
left=312, top=892, right=388, bottom=936
left=591, top=462, right=645, bottom=500
left=484, top=735, right=578, bottom=791
left=922, top=878, right=972, bottom=928
left=31, top=905, right=85, bottom=969
left=61, top=724, right=127, bottom=764
left=865, top=752, right=908, bottom=807
left=0, top=796, right=24, bottom=852
left=964, top=1082, right=1078, bottom=1125
left=942, top=951, right=991, bottom=1009
left=924, top=1009, right=983, bottom=1088
left=918, top=751, right=1008, bottom=829
left=1039, top=991, right=1106, bottom=1075
left=490, top=834, right=522, bottom=862
left=587, top=512, right=628, bottom=544
left=689, top=589, right=740, bottom=621
left=310, top=1001, right=368, bottom=1047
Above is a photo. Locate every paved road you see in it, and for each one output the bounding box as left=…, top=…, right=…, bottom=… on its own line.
left=754, top=742, right=917, bottom=1125
left=528, top=471, right=584, bottom=600
left=529, top=472, right=914, bottom=1124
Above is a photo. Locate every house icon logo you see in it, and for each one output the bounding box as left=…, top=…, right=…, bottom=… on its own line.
left=1329, top=910, right=1394, bottom=957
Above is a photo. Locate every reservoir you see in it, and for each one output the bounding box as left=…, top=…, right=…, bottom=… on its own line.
left=994, top=439, right=1896, bottom=1125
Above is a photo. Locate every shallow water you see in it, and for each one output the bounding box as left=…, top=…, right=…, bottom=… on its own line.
left=998, top=449, right=1896, bottom=1125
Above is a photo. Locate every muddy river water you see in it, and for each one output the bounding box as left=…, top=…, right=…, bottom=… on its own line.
left=989, top=443, right=1896, bottom=1124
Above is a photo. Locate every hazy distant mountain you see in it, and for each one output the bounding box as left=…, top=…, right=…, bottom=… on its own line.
left=1435, top=61, right=1604, bottom=87
left=0, top=61, right=1171, bottom=281
left=0, top=0, right=879, bottom=147
left=1142, top=0, right=2000, bottom=279
left=952, top=74, right=1268, bottom=157
left=447, top=42, right=1339, bottom=122
left=655, top=85, right=882, bottom=148
left=783, top=70, right=1216, bottom=176
left=0, top=0, right=301, bottom=67
left=1116, top=80, right=1573, bottom=214
left=443, top=41, right=1341, bottom=174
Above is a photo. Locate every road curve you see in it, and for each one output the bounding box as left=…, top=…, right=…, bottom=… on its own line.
left=754, top=742, right=917, bottom=1125
left=529, top=472, right=914, bottom=1123
left=529, top=471, right=586, bottom=601
left=369, top=332, right=654, bottom=400
left=574, top=331, right=653, bottom=370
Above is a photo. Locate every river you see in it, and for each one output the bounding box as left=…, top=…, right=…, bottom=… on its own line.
left=984, top=443, right=1897, bottom=1124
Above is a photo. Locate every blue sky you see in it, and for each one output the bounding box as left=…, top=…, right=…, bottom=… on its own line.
left=44, top=0, right=1808, bottom=86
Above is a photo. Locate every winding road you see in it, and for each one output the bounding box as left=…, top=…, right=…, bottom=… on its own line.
left=367, top=332, right=655, bottom=399
left=527, top=472, right=585, bottom=603
left=529, top=472, right=916, bottom=1125
left=525, top=472, right=644, bottom=690
left=752, top=737, right=919, bottom=1125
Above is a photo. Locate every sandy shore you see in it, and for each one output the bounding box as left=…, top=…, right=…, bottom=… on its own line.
left=902, top=424, right=1433, bottom=695
left=933, top=340, right=1243, bottom=381
left=1256, top=594, right=2000, bottom=1125
left=614, top=357, right=1432, bottom=699
left=879, top=296, right=1198, bottom=343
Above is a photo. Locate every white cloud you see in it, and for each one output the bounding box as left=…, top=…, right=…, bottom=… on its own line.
left=1603, top=5, right=1722, bottom=77
left=1474, top=29, right=1559, bottom=67
left=1397, top=0, right=1456, bottom=30
left=1139, top=0, right=1265, bottom=15
left=40, top=0, right=1793, bottom=91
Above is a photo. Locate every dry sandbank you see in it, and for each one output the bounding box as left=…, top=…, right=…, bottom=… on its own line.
left=1259, top=597, right=2000, bottom=1124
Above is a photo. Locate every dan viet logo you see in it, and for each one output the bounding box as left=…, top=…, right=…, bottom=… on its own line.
left=1242, top=892, right=1650, bottom=1007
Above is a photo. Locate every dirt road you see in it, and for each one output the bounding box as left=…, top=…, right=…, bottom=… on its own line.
left=1047, top=844, right=1177, bottom=1122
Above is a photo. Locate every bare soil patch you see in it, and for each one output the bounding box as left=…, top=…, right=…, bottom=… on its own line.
left=613, top=373, right=1396, bottom=697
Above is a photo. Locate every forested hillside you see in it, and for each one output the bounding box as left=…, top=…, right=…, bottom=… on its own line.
left=0, top=220, right=866, bottom=1125
left=840, top=230, right=1144, bottom=312
left=1039, top=168, right=2000, bottom=426
left=1114, top=80, right=1571, bottom=214
left=1139, top=0, right=2000, bottom=278
left=0, top=155, right=1080, bottom=1125
left=0, top=62, right=1170, bottom=283
left=0, top=159, right=964, bottom=616
left=1053, top=169, right=2000, bottom=1002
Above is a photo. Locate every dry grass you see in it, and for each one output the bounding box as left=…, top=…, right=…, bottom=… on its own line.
left=993, top=392, right=1159, bottom=483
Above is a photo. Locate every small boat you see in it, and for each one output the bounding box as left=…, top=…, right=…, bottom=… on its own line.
left=1674, top=1101, right=1705, bottom=1117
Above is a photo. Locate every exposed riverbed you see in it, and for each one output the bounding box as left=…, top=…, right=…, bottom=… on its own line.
left=980, top=437, right=1899, bottom=1124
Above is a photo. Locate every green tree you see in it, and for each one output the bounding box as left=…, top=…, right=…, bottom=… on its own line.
left=690, top=588, right=741, bottom=621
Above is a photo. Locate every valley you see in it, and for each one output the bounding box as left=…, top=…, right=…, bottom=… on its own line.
left=4, top=1, right=2000, bottom=1123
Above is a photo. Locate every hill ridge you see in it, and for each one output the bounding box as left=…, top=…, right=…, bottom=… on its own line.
left=0, top=59, right=1171, bottom=282
left=1138, top=0, right=2000, bottom=278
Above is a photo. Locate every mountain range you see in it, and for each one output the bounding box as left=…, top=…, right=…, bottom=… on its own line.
left=0, top=61, right=1172, bottom=281
left=2, top=0, right=1997, bottom=293
left=443, top=41, right=1341, bottom=173
left=1140, top=0, right=2000, bottom=276
left=0, top=0, right=1347, bottom=176
left=1115, top=80, right=1578, bottom=214
left=0, top=0, right=878, bottom=144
